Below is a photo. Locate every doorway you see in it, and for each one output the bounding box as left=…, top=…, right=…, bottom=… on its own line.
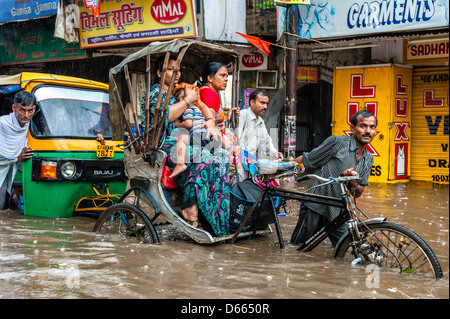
left=296, top=80, right=333, bottom=154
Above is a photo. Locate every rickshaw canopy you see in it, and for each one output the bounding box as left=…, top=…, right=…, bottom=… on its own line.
left=109, top=39, right=239, bottom=76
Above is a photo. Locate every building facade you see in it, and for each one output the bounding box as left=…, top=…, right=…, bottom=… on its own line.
left=1, top=0, right=448, bottom=184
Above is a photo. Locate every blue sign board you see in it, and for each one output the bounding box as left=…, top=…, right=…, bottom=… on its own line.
left=278, top=0, right=449, bottom=39
left=0, top=0, right=58, bottom=24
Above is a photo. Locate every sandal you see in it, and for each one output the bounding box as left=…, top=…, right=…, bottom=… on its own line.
left=186, top=220, right=202, bottom=229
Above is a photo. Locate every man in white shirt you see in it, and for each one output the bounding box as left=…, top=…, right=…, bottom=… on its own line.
left=0, top=91, right=35, bottom=209
left=237, top=89, right=282, bottom=177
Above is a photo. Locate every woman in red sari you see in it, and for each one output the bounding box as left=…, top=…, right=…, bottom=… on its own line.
left=199, top=62, right=239, bottom=151
left=199, top=62, right=228, bottom=132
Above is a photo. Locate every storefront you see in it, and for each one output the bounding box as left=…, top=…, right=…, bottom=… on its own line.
left=332, top=64, right=413, bottom=183
left=277, top=0, right=449, bottom=183
left=405, top=36, right=449, bottom=184
left=410, top=66, right=449, bottom=184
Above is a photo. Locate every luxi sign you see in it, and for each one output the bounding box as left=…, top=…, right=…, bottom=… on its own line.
left=333, top=64, right=413, bottom=183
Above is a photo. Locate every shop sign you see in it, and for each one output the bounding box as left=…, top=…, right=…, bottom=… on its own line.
left=0, top=0, right=58, bottom=24
left=239, top=52, right=268, bottom=71
left=0, top=18, right=85, bottom=66
left=297, top=66, right=318, bottom=83
left=404, top=37, right=449, bottom=64
left=277, top=0, right=449, bottom=40
left=411, top=67, right=449, bottom=184
left=78, top=0, right=197, bottom=49
left=332, top=65, right=413, bottom=183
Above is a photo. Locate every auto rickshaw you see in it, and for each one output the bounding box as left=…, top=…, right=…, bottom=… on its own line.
left=0, top=73, right=127, bottom=217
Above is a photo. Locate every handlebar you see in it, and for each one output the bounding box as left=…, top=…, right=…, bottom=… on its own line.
left=297, top=173, right=361, bottom=184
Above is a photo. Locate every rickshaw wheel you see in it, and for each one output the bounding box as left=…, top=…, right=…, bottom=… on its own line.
left=93, top=203, right=159, bottom=244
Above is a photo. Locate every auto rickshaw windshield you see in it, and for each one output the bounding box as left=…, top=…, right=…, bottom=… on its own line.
left=31, top=85, right=112, bottom=139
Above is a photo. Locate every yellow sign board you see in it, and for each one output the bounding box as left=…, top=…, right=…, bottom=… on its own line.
left=332, top=65, right=413, bottom=183
left=297, top=66, right=318, bottom=83
left=410, top=67, right=449, bottom=184
left=78, top=0, right=197, bottom=49
left=404, top=36, right=449, bottom=64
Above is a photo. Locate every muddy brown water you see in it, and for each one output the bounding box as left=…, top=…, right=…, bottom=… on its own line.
left=0, top=181, right=448, bottom=300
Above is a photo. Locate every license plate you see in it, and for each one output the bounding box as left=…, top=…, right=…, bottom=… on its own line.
left=97, top=145, right=114, bottom=158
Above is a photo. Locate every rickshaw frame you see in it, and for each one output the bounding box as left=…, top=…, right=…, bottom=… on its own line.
left=106, top=39, right=275, bottom=244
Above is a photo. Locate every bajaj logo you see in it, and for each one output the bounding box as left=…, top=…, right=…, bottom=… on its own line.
left=94, top=170, right=114, bottom=176
left=151, top=0, right=186, bottom=24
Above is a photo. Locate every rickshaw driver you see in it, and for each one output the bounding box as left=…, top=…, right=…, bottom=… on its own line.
left=0, top=91, right=36, bottom=209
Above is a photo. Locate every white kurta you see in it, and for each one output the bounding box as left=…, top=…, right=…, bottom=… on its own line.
left=237, top=108, right=278, bottom=159
left=0, top=113, right=29, bottom=208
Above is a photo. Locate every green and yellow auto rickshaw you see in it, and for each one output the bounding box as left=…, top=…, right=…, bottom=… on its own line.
left=0, top=72, right=127, bottom=218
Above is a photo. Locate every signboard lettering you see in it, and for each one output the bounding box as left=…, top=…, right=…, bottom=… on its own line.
left=333, top=65, right=413, bottom=182
left=0, top=0, right=58, bottom=24
left=78, top=0, right=197, bottom=48
left=151, top=0, right=187, bottom=24
left=277, top=0, right=448, bottom=40
left=242, top=52, right=264, bottom=68
left=296, top=66, right=318, bottom=83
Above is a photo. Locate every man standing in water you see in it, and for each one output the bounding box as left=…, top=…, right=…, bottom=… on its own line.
left=291, top=110, right=377, bottom=246
left=0, top=91, right=35, bottom=209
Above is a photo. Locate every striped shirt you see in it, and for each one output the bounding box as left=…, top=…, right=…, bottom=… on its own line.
left=183, top=105, right=205, bottom=131
left=302, top=135, right=373, bottom=219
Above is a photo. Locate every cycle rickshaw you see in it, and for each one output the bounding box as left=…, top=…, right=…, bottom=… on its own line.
left=94, top=39, right=443, bottom=279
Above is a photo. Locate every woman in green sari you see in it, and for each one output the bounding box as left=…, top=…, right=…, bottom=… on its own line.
left=141, top=55, right=230, bottom=237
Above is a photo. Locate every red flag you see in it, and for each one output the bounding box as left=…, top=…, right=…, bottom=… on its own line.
left=84, top=0, right=101, bottom=17
left=236, top=32, right=271, bottom=56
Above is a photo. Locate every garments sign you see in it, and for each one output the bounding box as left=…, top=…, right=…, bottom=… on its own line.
left=410, top=67, right=449, bottom=184
left=297, top=66, right=318, bottom=83
left=404, top=36, right=449, bottom=64
left=278, top=0, right=449, bottom=40
left=78, top=0, right=197, bottom=49
left=0, top=0, right=58, bottom=24
left=332, top=64, right=413, bottom=183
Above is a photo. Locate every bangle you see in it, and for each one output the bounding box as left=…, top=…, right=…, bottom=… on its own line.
left=206, top=117, right=215, bottom=122
left=182, top=98, right=190, bottom=107
left=226, top=143, right=234, bottom=151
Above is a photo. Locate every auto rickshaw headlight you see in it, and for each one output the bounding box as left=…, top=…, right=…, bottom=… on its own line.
left=40, top=160, right=58, bottom=179
left=61, top=161, right=76, bottom=179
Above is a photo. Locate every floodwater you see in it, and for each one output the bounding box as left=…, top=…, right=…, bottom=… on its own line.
left=0, top=182, right=448, bottom=300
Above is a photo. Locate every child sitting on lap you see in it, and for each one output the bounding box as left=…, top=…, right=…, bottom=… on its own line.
left=170, top=83, right=235, bottom=179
